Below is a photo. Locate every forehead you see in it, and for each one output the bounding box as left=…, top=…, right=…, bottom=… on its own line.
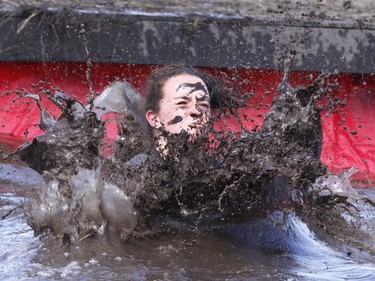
left=162, top=74, right=208, bottom=98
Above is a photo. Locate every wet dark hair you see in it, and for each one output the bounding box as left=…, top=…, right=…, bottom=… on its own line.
left=145, top=64, right=230, bottom=114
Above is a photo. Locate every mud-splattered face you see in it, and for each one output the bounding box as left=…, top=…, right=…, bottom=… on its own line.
left=148, top=74, right=211, bottom=136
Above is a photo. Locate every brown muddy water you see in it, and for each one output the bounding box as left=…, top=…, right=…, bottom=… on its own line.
left=1, top=160, right=375, bottom=280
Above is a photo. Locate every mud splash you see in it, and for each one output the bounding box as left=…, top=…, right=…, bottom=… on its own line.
left=12, top=70, right=375, bottom=256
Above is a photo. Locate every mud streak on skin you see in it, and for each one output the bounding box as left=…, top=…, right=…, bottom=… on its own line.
left=167, top=115, right=183, bottom=125
left=176, top=82, right=209, bottom=98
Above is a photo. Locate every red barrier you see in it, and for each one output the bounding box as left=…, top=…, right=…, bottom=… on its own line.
left=0, top=61, right=374, bottom=186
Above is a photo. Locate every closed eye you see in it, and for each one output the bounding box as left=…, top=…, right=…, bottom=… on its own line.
left=199, top=102, right=210, bottom=108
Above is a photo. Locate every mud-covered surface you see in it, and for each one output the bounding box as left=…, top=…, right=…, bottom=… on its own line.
left=1, top=0, right=374, bottom=74
left=1, top=0, right=374, bottom=23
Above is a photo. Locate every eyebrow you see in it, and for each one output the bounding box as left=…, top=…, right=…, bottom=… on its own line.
left=176, top=82, right=209, bottom=97
left=178, top=95, right=210, bottom=102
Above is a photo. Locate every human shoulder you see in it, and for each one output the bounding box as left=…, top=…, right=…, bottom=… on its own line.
left=125, top=152, right=149, bottom=167
left=125, top=147, right=163, bottom=167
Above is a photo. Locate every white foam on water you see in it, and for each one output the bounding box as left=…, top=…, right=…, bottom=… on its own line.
left=0, top=194, right=39, bottom=280
left=284, top=213, right=375, bottom=280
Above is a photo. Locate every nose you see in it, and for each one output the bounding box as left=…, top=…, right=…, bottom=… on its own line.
left=188, top=103, right=203, bottom=118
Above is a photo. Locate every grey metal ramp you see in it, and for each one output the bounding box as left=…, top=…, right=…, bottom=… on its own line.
left=0, top=0, right=374, bottom=73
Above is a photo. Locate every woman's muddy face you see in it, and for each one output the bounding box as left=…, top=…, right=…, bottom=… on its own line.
left=152, top=74, right=211, bottom=136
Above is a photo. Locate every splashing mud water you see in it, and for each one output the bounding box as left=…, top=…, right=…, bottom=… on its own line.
left=0, top=1, right=374, bottom=279
left=7, top=67, right=373, bottom=263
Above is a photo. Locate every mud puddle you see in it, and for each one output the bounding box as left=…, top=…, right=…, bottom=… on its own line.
left=1, top=181, right=375, bottom=280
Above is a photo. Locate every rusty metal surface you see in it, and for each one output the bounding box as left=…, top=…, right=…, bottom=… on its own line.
left=0, top=0, right=374, bottom=73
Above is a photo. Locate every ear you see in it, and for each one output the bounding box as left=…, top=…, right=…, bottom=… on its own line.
left=145, top=110, right=162, bottom=129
